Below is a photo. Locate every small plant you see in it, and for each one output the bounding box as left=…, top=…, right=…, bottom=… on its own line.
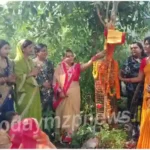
left=42, top=107, right=55, bottom=140
left=71, top=125, right=96, bottom=148
left=71, top=122, right=127, bottom=149
left=117, top=97, right=127, bottom=111
left=98, top=123, right=127, bottom=149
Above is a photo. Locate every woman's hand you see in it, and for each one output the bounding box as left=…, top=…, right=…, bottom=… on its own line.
left=30, top=68, right=41, bottom=77
left=63, top=57, right=72, bottom=62
left=43, top=81, right=51, bottom=89
left=0, top=75, right=16, bottom=84
left=119, top=75, right=123, bottom=81
left=119, top=75, right=131, bottom=83
left=0, top=77, right=7, bottom=84
left=96, top=50, right=106, bottom=59
left=7, top=74, right=16, bottom=83
left=59, top=92, right=68, bottom=99
left=91, top=50, right=106, bottom=62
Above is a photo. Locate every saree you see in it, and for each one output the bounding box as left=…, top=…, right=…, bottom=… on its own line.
left=121, top=56, right=144, bottom=141
left=33, top=58, right=54, bottom=110
left=53, top=62, right=81, bottom=139
left=0, top=57, right=15, bottom=123
left=33, top=58, right=54, bottom=138
left=137, top=58, right=150, bottom=148
left=14, top=40, right=42, bottom=123
left=9, top=118, right=56, bottom=149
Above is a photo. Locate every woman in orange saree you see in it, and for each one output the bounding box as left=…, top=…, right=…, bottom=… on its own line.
left=9, top=118, right=56, bottom=149
left=120, top=36, right=150, bottom=148
left=53, top=49, right=105, bottom=143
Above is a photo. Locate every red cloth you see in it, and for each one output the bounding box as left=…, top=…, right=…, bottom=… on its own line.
left=104, top=28, right=108, bottom=37
left=52, top=63, right=80, bottom=110
left=140, top=58, right=147, bottom=72
left=9, top=118, right=40, bottom=149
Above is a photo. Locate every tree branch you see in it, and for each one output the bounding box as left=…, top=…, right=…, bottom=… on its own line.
left=110, top=1, right=120, bottom=25
left=96, top=5, right=106, bottom=27
left=106, top=1, right=110, bottom=22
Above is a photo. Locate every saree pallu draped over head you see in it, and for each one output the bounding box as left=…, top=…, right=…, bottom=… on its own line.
left=53, top=61, right=81, bottom=137
left=9, top=118, right=56, bottom=149
left=14, top=40, right=42, bottom=123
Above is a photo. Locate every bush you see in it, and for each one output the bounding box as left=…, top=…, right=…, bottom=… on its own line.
left=98, top=124, right=127, bottom=148
left=71, top=123, right=127, bottom=148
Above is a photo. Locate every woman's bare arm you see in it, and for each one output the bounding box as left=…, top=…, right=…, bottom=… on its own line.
left=80, top=51, right=105, bottom=72
left=119, top=71, right=144, bottom=83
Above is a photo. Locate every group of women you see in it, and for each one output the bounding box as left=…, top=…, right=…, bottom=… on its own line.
left=1, top=36, right=150, bottom=148
left=120, top=36, right=150, bottom=148
left=0, top=39, right=105, bottom=148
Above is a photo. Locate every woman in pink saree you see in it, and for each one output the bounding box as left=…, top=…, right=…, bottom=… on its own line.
left=53, top=49, right=105, bottom=143
left=9, top=118, right=56, bottom=149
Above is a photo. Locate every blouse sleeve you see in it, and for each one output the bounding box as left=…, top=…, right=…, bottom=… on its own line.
left=140, top=58, right=146, bottom=72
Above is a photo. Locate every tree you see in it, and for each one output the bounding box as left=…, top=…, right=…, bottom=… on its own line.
left=0, top=1, right=150, bottom=113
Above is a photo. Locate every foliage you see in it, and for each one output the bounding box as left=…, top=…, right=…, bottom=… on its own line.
left=71, top=125, right=96, bottom=148
left=0, top=1, right=150, bottom=115
left=0, top=1, right=150, bottom=55
left=42, top=107, right=55, bottom=140
left=98, top=124, right=127, bottom=149
left=117, top=97, right=128, bottom=111
left=0, top=2, right=149, bottom=148
left=71, top=123, right=127, bottom=148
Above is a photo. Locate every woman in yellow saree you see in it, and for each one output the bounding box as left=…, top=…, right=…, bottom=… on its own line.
left=120, top=36, right=150, bottom=148
left=53, top=49, right=105, bottom=143
left=14, top=39, right=42, bottom=123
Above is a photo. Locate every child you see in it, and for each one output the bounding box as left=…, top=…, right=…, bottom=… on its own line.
left=0, top=111, right=19, bottom=149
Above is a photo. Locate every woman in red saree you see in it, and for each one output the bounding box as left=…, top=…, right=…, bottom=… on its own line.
left=120, top=36, right=150, bottom=148
left=53, top=49, right=105, bottom=143
left=9, top=118, right=56, bottom=149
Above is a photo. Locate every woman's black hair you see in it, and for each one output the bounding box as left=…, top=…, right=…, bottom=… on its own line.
left=0, top=39, right=9, bottom=50
left=132, top=41, right=146, bottom=57
left=1, top=111, right=18, bottom=130
left=34, top=43, right=47, bottom=53
left=21, top=39, right=33, bottom=49
left=4, top=111, right=18, bottom=124
left=63, top=48, right=73, bottom=57
left=144, top=36, right=150, bottom=45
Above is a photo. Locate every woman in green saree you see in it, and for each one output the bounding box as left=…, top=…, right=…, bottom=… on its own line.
left=14, top=39, right=42, bottom=123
